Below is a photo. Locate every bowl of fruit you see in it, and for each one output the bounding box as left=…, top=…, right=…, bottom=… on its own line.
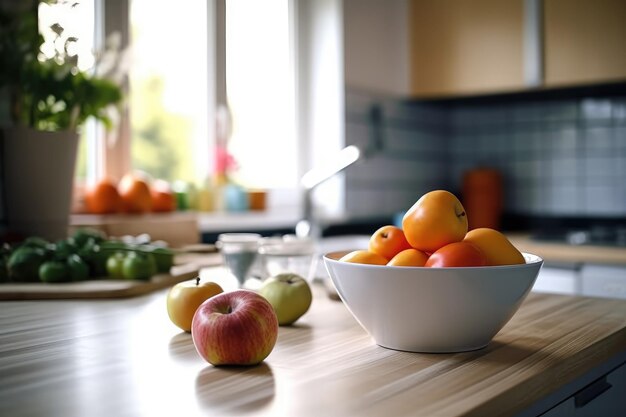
left=323, top=190, right=543, bottom=353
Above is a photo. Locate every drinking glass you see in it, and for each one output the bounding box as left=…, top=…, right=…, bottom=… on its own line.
left=216, top=233, right=261, bottom=286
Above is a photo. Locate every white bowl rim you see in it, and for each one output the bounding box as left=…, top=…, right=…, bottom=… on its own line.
left=323, top=251, right=543, bottom=270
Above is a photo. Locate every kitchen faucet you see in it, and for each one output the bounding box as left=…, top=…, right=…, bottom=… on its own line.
left=295, top=103, right=383, bottom=239
left=295, top=145, right=361, bottom=239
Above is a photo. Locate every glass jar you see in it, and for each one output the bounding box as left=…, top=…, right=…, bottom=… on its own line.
left=216, top=233, right=261, bottom=286
left=258, top=235, right=315, bottom=281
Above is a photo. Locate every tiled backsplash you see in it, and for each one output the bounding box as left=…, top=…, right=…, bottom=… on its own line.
left=344, top=90, right=626, bottom=219
left=344, top=91, right=447, bottom=218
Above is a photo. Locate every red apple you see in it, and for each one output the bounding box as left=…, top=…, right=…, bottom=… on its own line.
left=425, top=241, right=487, bottom=268
left=191, top=290, right=278, bottom=366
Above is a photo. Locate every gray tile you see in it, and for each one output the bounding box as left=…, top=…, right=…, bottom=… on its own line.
left=549, top=157, right=579, bottom=179
left=580, top=98, right=612, bottom=121
left=615, top=127, right=626, bottom=150
left=584, top=126, right=614, bottom=154
left=512, top=101, right=544, bottom=122
left=584, top=184, right=621, bottom=215
left=542, top=100, right=578, bottom=122
left=549, top=127, right=578, bottom=153
left=547, top=183, right=581, bottom=215
left=584, top=156, right=618, bottom=177
left=613, top=98, right=626, bottom=121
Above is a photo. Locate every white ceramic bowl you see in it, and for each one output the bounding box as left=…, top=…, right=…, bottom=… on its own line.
left=323, top=251, right=543, bottom=353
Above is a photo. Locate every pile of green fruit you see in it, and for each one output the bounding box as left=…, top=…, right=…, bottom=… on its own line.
left=0, top=229, right=175, bottom=283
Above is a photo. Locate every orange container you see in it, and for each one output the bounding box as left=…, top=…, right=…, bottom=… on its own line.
left=462, top=168, right=503, bottom=230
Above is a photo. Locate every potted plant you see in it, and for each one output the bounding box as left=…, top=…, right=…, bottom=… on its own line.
left=0, top=0, right=124, bottom=241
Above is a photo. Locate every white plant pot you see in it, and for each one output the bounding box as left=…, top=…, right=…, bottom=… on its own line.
left=1, top=126, right=79, bottom=241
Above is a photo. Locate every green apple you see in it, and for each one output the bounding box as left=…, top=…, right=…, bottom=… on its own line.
left=259, top=273, right=312, bottom=326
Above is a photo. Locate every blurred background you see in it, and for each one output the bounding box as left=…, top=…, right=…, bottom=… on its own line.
left=0, top=0, right=624, bottom=247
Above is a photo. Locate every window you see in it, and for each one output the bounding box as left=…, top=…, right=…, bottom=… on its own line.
left=42, top=0, right=318, bottom=214
left=129, top=0, right=210, bottom=183
left=38, top=0, right=96, bottom=182
left=225, top=0, right=297, bottom=189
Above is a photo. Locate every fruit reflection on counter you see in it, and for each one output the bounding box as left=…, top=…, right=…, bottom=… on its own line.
left=191, top=290, right=278, bottom=366
left=340, top=190, right=524, bottom=268
left=0, top=228, right=174, bottom=283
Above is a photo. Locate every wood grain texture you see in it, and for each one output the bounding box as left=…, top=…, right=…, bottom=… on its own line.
left=70, top=211, right=201, bottom=247
left=0, top=282, right=625, bottom=417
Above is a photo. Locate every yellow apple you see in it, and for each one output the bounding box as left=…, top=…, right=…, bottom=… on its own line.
left=402, top=190, right=468, bottom=253
left=167, top=277, right=224, bottom=332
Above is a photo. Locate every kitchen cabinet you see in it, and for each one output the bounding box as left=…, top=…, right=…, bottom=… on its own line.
left=407, top=0, right=626, bottom=98
left=539, top=361, right=626, bottom=417
left=409, top=0, right=525, bottom=97
left=544, top=0, right=626, bottom=88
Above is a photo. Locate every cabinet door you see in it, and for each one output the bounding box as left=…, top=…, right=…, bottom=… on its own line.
left=409, top=0, right=525, bottom=97
left=539, top=361, right=626, bottom=417
left=544, top=0, right=626, bottom=87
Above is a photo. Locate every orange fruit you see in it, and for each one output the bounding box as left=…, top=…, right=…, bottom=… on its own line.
left=84, top=178, right=122, bottom=214
left=151, top=180, right=176, bottom=212
left=402, top=190, right=468, bottom=253
left=368, top=225, right=412, bottom=260
left=339, top=250, right=388, bottom=265
left=425, top=242, right=487, bottom=268
left=118, top=174, right=153, bottom=213
left=463, top=228, right=525, bottom=266
left=387, top=248, right=429, bottom=267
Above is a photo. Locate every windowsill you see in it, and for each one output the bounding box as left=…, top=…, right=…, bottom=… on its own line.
left=70, top=206, right=301, bottom=234
left=196, top=206, right=301, bottom=233
left=70, top=207, right=390, bottom=243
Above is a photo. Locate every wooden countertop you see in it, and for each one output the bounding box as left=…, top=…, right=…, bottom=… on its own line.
left=1, top=281, right=625, bottom=417
left=507, top=233, right=626, bottom=266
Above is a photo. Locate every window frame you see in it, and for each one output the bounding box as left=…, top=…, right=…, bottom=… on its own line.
left=94, top=0, right=222, bottom=183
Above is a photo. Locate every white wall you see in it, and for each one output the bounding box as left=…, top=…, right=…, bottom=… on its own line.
left=343, top=0, right=409, bottom=97
left=295, top=0, right=346, bottom=218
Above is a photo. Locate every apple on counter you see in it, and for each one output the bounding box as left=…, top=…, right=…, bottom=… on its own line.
left=166, top=277, right=224, bottom=332
left=191, top=290, right=278, bottom=366
left=259, top=273, right=313, bottom=326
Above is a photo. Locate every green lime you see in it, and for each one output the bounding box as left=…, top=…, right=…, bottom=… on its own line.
left=122, top=252, right=157, bottom=281
left=8, top=247, right=47, bottom=282
left=138, top=245, right=174, bottom=273
left=55, top=238, right=78, bottom=259
left=67, top=254, right=89, bottom=281
left=106, top=252, right=126, bottom=279
left=39, top=260, right=70, bottom=283
left=72, top=228, right=106, bottom=248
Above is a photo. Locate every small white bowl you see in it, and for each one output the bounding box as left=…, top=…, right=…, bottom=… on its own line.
left=323, top=251, right=543, bottom=353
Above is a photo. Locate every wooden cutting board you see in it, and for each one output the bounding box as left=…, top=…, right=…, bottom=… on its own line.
left=0, top=253, right=222, bottom=300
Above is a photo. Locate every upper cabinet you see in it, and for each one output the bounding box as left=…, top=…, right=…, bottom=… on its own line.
left=407, top=0, right=626, bottom=98
left=409, top=0, right=525, bottom=97
left=543, top=0, right=626, bottom=88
